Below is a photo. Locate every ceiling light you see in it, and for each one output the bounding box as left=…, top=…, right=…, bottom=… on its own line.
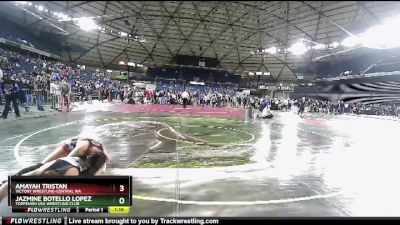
left=136, top=64, right=143, bottom=67
left=288, top=42, right=308, bottom=55
left=44, top=9, right=48, bottom=13
left=256, top=72, right=262, bottom=75
left=53, top=12, right=58, bottom=16
left=37, top=5, right=44, bottom=11
left=358, top=15, right=400, bottom=49
left=15, top=1, right=28, bottom=5
left=332, top=42, right=339, bottom=48
left=118, top=61, right=126, bottom=65
left=77, top=17, right=99, bottom=31
left=341, top=35, right=360, bottom=47
left=313, top=43, right=326, bottom=50
left=265, top=46, right=277, bottom=54
left=120, top=32, right=128, bottom=37
left=263, top=72, right=270, bottom=76
left=127, top=62, right=135, bottom=66
left=106, top=69, right=113, bottom=73
left=96, top=69, right=99, bottom=72
left=248, top=72, right=254, bottom=76
left=28, top=2, right=32, bottom=5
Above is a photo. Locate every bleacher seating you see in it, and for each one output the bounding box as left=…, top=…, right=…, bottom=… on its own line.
left=0, top=19, right=58, bottom=55
left=367, top=56, right=400, bottom=73
left=1, top=44, right=238, bottom=99
left=315, top=55, right=379, bottom=78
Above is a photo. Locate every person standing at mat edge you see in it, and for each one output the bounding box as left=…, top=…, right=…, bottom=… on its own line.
left=60, top=78, right=70, bottom=112
left=1, top=74, right=21, bottom=119
left=298, top=97, right=306, bottom=116
left=182, top=89, right=190, bottom=108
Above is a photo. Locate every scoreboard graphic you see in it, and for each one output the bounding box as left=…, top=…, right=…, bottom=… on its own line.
left=8, top=176, right=132, bottom=214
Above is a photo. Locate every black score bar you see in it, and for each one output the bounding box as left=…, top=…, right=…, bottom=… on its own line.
left=11, top=207, right=123, bottom=213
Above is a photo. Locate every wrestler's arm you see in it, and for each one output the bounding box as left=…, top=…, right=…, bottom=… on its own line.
left=41, top=145, right=69, bottom=164
left=14, top=163, right=44, bottom=176
left=67, top=140, right=90, bottom=157
left=15, top=142, right=70, bottom=176
left=22, top=161, right=55, bottom=176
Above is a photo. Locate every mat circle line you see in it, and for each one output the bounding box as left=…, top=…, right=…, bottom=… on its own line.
left=12, top=117, right=339, bottom=206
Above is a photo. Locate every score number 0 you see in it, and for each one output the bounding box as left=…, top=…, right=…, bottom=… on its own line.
left=119, top=185, right=126, bottom=205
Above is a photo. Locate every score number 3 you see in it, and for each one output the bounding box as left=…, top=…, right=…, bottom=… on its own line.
left=119, top=185, right=126, bottom=205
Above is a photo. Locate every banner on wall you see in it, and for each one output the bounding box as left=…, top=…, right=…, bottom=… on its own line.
left=115, top=74, right=128, bottom=80
left=133, top=82, right=146, bottom=89
left=242, top=89, right=251, bottom=95
left=145, top=83, right=157, bottom=91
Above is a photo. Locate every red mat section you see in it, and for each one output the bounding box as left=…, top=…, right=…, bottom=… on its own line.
left=111, top=104, right=245, bottom=119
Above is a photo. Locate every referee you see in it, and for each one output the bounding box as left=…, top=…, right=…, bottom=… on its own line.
left=181, top=89, right=190, bottom=108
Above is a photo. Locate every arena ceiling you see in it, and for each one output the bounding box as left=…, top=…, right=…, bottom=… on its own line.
left=1, top=1, right=400, bottom=82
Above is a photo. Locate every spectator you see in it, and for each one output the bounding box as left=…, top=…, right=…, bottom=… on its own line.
left=1, top=75, right=20, bottom=119
left=16, top=77, right=27, bottom=112
left=34, top=74, right=45, bottom=111
left=0, top=72, right=3, bottom=106
left=60, top=78, right=70, bottom=112
left=181, top=89, right=190, bottom=108
left=24, top=79, right=34, bottom=110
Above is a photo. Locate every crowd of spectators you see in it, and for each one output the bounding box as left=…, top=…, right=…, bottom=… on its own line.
left=142, top=81, right=247, bottom=108
left=0, top=45, right=251, bottom=119
left=76, top=81, right=254, bottom=109
left=0, top=45, right=125, bottom=116
left=243, top=96, right=400, bottom=117
left=2, top=43, right=399, bottom=119
left=285, top=98, right=400, bottom=116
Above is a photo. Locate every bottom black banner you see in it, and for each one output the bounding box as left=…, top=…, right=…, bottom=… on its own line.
left=2, top=217, right=400, bottom=225
left=2, top=217, right=63, bottom=225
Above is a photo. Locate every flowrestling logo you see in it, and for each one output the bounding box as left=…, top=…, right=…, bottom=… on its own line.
left=1, top=217, right=219, bottom=225
left=25, top=208, right=72, bottom=213
left=3, top=217, right=63, bottom=224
